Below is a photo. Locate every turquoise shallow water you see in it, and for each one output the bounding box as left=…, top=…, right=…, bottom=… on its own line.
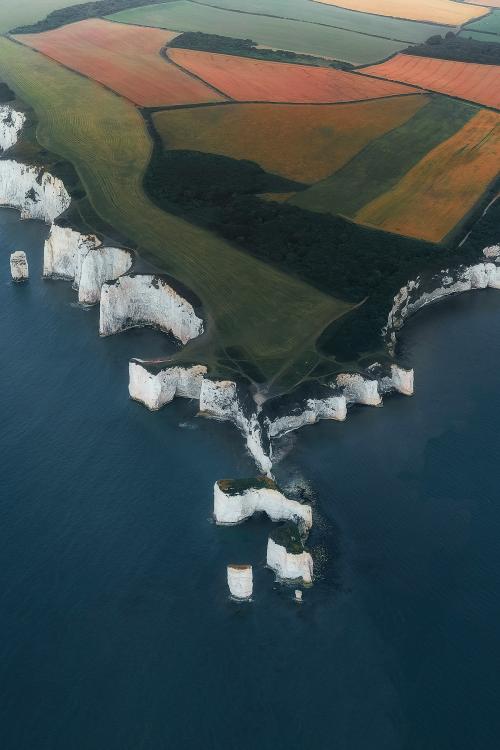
left=1, top=206, right=500, bottom=749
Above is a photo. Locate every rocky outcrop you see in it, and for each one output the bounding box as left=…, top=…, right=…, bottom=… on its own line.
left=0, top=106, right=26, bottom=153
left=266, top=385, right=347, bottom=440
left=43, top=223, right=133, bottom=304
left=200, top=378, right=272, bottom=475
left=0, top=160, right=70, bottom=222
left=336, top=372, right=382, bottom=406
left=267, top=537, right=313, bottom=585
left=99, top=274, right=203, bottom=343
left=214, top=478, right=312, bottom=528
left=376, top=364, right=414, bottom=396
left=10, top=250, right=28, bottom=281
left=227, top=565, right=253, bottom=600
left=384, top=260, right=500, bottom=352
left=129, top=360, right=207, bottom=410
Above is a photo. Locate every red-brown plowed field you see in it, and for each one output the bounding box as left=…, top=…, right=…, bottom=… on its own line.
left=361, top=54, right=500, bottom=110
left=15, top=19, right=226, bottom=107
left=167, top=48, right=419, bottom=104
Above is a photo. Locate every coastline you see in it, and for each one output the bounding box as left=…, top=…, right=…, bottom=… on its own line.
left=2, top=99, right=499, bottom=590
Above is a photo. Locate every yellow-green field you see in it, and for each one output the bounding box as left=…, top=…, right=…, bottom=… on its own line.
left=0, top=37, right=352, bottom=388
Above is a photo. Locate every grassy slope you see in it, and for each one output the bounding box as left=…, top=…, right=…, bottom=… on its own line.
left=151, top=96, right=427, bottom=183
left=0, top=37, right=351, bottom=388
left=0, top=0, right=85, bottom=33
left=459, top=28, right=500, bottom=43
left=107, top=1, right=407, bottom=64
left=291, top=96, right=476, bottom=216
left=191, top=0, right=451, bottom=43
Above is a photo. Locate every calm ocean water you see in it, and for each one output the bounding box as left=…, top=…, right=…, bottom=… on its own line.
left=1, top=206, right=500, bottom=749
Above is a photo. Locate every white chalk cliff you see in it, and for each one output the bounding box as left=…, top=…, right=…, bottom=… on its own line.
left=200, top=379, right=272, bottom=475
left=100, top=274, right=203, bottom=343
left=336, top=372, right=382, bottom=406
left=385, top=260, right=500, bottom=351
left=10, top=250, right=28, bottom=281
left=267, top=537, right=313, bottom=584
left=214, top=480, right=312, bottom=528
left=43, top=223, right=133, bottom=304
left=227, top=565, right=253, bottom=600
left=0, top=106, right=26, bottom=153
left=129, top=360, right=207, bottom=410
left=0, top=160, right=70, bottom=223
left=267, top=394, right=347, bottom=439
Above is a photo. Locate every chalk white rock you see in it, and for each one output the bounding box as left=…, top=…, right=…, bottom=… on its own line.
left=99, top=274, right=203, bottom=344
left=43, top=223, right=132, bottom=303
left=78, top=245, right=133, bottom=304
left=336, top=372, right=382, bottom=406
left=0, top=106, right=26, bottom=153
left=10, top=250, right=28, bottom=281
left=378, top=365, right=414, bottom=397
left=0, top=160, right=70, bottom=222
left=129, top=360, right=207, bottom=410
left=385, top=262, right=500, bottom=349
left=43, top=223, right=99, bottom=281
left=200, top=379, right=272, bottom=475
left=483, top=245, right=500, bottom=259
left=227, top=565, right=253, bottom=600
left=214, top=481, right=312, bottom=528
left=267, top=537, right=313, bottom=584
left=267, top=394, right=347, bottom=438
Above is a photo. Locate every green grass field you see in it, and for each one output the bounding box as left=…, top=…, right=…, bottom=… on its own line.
left=0, top=0, right=87, bottom=33
left=290, top=95, right=477, bottom=218
left=459, top=28, right=500, bottom=43
left=0, top=37, right=352, bottom=389
left=107, top=0, right=408, bottom=64
left=462, top=9, right=500, bottom=36
left=192, top=0, right=450, bottom=43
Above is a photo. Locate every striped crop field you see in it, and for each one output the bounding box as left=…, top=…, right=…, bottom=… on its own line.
left=15, top=19, right=226, bottom=107
left=107, top=0, right=408, bottom=65
left=310, top=0, right=488, bottom=25
left=192, top=0, right=451, bottom=43
left=167, top=48, right=418, bottom=103
left=290, top=95, right=476, bottom=218
left=0, top=37, right=352, bottom=386
left=355, top=109, right=500, bottom=242
left=360, top=54, right=500, bottom=110
left=152, top=95, right=428, bottom=183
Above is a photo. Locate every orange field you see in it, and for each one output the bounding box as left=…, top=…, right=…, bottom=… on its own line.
left=152, top=95, right=428, bottom=183
left=311, top=0, right=488, bottom=25
left=355, top=109, right=500, bottom=242
left=360, top=54, right=500, bottom=110
left=167, top=49, right=418, bottom=104
left=15, top=19, right=226, bottom=107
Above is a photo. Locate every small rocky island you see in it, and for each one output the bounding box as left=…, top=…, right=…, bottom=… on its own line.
left=10, top=250, right=28, bottom=281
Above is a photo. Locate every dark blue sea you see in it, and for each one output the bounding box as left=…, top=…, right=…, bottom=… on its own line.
left=1, top=206, right=500, bottom=749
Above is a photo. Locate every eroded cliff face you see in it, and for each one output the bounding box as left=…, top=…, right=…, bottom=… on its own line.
left=336, top=372, right=382, bottom=406
left=213, top=481, right=312, bottom=528
left=100, top=274, right=203, bottom=343
left=227, top=565, right=253, bottom=600
left=384, top=257, right=500, bottom=352
left=0, top=106, right=26, bottom=153
left=200, top=379, right=272, bottom=475
left=43, top=223, right=133, bottom=304
left=266, top=538, right=313, bottom=584
left=0, top=160, right=70, bottom=222
left=129, top=360, right=207, bottom=410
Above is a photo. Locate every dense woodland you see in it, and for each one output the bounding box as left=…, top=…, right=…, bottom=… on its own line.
left=144, top=139, right=490, bottom=360
left=404, top=32, right=500, bottom=66
left=169, top=32, right=353, bottom=68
